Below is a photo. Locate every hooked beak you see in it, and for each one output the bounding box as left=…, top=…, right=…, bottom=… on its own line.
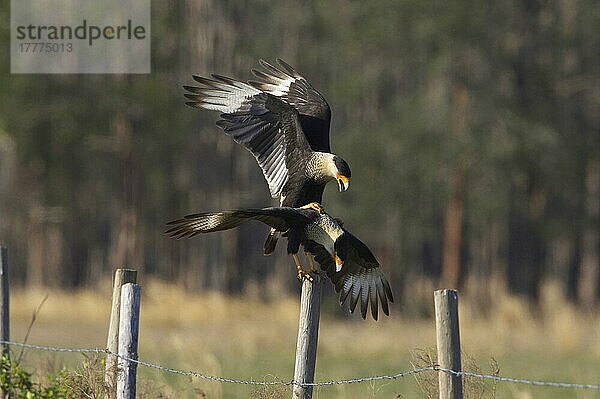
left=336, top=174, right=350, bottom=192
left=334, top=254, right=344, bottom=272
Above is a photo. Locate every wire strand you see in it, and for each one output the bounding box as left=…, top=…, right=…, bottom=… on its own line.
left=2, top=340, right=600, bottom=390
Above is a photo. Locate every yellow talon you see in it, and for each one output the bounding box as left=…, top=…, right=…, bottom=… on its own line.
left=293, top=253, right=315, bottom=282
left=297, top=269, right=314, bottom=282
left=301, top=202, right=324, bottom=213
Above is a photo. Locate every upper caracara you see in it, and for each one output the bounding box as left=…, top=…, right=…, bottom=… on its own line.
left=183, top=59, right=351, bottom=255
left=166, top=203, right=393, bottom=320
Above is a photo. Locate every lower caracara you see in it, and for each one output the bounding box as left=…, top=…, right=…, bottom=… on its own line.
left=166, top=203, right=393, bottom=320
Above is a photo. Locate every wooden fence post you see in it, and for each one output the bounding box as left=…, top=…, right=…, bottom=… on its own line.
left=434, top=289, right=463, bottom=399
left=0, top=247, right=9, bottom=399
left=105, top=269, right=137, bottom=398
left=0, top=247, right=8, bottom=358
left=117, top=283, right=141, bottom=399
left=292, top=276, right=323, bottom=399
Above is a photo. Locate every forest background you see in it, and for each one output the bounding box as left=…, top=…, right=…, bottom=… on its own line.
left=1, top=1, right=599, bottom=316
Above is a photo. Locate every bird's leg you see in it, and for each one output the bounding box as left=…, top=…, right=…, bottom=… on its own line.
left=306, top=252, right=316, bottom=272
left=305, top=251, right=327, bottom=279
left=293, top=253, right=314, bottom=282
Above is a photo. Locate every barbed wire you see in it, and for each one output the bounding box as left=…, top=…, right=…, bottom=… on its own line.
left=2, top=340, right=600, bottom=390
left=437, top=367, right=600, bottom=390
left=0, top=340, right=430, bottom=387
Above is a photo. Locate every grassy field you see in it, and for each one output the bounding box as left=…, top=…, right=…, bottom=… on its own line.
left=9, top=279, right=600, bottom=398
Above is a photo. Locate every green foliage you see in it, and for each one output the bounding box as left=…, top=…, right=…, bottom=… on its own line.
left=0, top=354, right=70, bottom=399
left=0, top=353, right=114, bottom=399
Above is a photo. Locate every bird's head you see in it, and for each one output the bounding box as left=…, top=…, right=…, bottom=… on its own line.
left=333, top=233, right=349, bottom=272
left=332, top=156, right=351, bottom=192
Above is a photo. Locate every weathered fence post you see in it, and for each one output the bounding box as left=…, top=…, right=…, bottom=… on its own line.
left=292, top=276, right=323, bottom=399
left=0, top=247, right=9, bottom=399
left=0, top=247, right=9, bottom=358
left=105, top=269, right=137, bottom=397
left=434, top=289, right=463, bottom=399
left=117, top=283, right=141, bottom=399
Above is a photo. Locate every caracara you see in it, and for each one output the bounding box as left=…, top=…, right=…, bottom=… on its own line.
left=166, top=203, right=393, bottom=320
left=183, top=59, right=351, bottom=255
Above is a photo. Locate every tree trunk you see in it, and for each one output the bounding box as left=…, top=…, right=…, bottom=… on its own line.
left=442, top=175, right=465, bottom=289
left=507, top=180, right=546, bottom=302
left=109, top=112, right=143, bottom=271
left=441, top=86, right=468, bottom=289
left=578, top=160, right=600, bottom=307
left=566, top=232, right=581, bottom=303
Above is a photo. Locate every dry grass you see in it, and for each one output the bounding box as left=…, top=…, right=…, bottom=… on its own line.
left=411, top=348, right=500, bottom=399
left=8, top=278, right=600, bottom=398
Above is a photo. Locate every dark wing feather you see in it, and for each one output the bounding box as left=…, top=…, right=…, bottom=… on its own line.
left=165, top=207, right=312, bottom=239
left=184, top=74, right=315, bottom=200
left=184, top=76, right=288, bottom=198
left=262, top=94, right=314, bottom=173
left=305, top=230, right=394, bottom=321
left=261, top=95, right=325, bottom=207
left=260, top=95, right=316, bottom=204
left=249, top=59, right=332, bottom=152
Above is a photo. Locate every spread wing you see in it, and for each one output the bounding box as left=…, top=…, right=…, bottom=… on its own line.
left=184, top=75, right=313, bottom=199
left=250, top=59, right=332, bottom=152
left=305, top=230, right=394, bottom=320
left=166, top=207, right=312, bottom=239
